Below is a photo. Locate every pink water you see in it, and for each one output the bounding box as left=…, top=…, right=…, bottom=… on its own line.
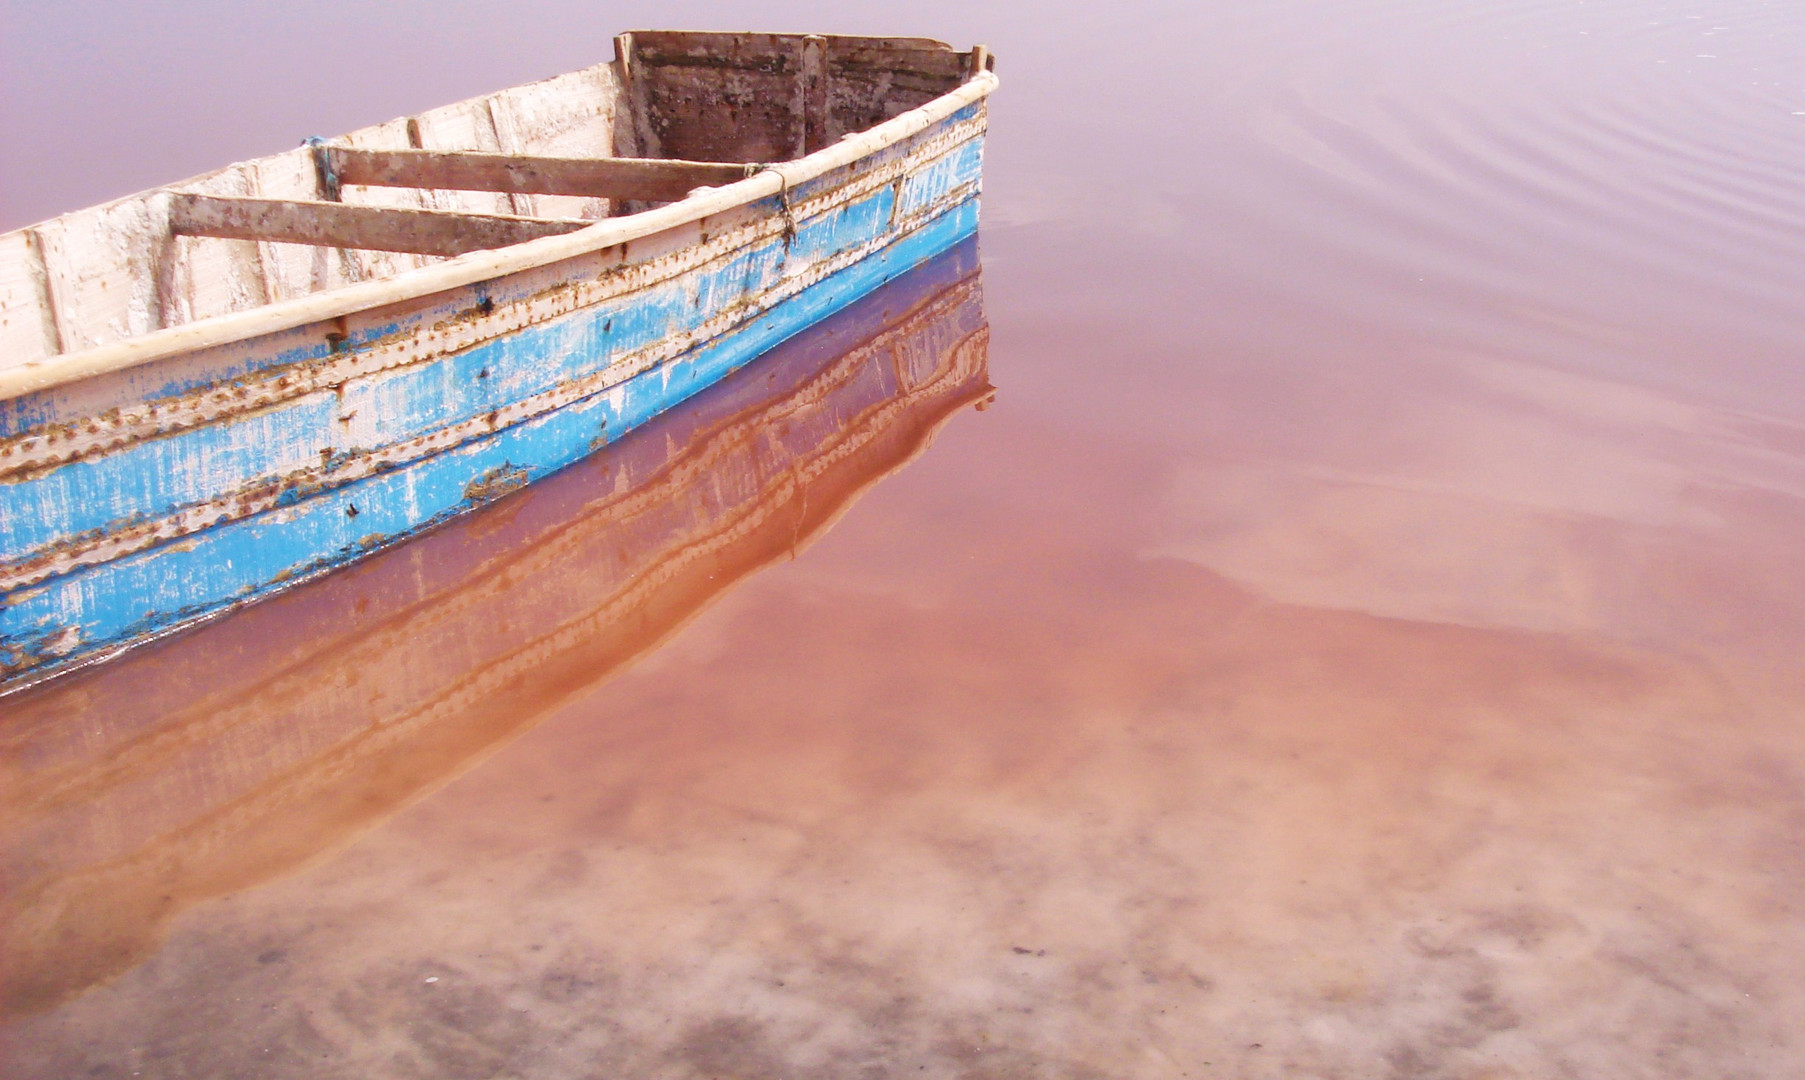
left=5, top=1, right=1805, bottom=1077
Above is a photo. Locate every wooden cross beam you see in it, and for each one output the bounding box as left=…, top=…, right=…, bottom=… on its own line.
left=325, top=148, right=756, bottom=203
left=167, top=193, right=592, bottom=256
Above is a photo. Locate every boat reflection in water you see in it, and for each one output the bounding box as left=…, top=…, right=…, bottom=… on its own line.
left=0, top=239, right=991, bottom=1015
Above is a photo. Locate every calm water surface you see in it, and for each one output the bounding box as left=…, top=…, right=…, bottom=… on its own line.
left=5, top=1, right=1805, bottom=1076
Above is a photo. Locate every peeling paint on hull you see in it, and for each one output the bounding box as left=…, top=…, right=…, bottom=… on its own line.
left=0, top=112, right=985, bottom=688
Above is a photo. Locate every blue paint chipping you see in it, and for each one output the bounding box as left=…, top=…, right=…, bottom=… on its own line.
left=0, top=155, right=982, bottom=683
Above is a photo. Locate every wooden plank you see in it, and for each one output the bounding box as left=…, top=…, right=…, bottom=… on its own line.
left=627, top=31, right=968, bottom=80
left=823, top=39, right=970, bottom=80
left=824, top=38, right=972, bottom=142
left=167, top=194, right=591, bottom=257
left=486, top=65, right=621, bottom=221
left=252, top=148, right=359, bottom=301
left=615, top=32, right=650, bottom=161
left=0, top=229, right=60, bottom=366
left=327, top=148, right=752, bottom=203
left=625, top=31, right=808, bottom=73
left=628, top=31, right=955, bottom=66
left=408, top=100, right=516, bottom=217
left=339, top=117, right=435, bottom=280
left=615, top=32, right=970, bottom=165
left=163, top=164, right=270, bottom=327
left=802, top=35, right=830, bottom=154
left=33, top=195, right=171, bottom=352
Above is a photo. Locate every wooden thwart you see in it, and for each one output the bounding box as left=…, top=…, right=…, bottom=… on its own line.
left=326, top=148, right=755, bottom=203
left=168, top=193, right=591, bottom=256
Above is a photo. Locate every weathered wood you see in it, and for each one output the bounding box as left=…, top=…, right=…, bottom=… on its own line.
left=408, top=100, right=516, bottom=217
left=167, top=194, right=590, bottom=257
left=338, top=117, right=435, bottom=278
left=0, top=68, right=998, bottom=401
left=614, top=33, right=649, bottom=161
left=162, top=164, right=270, bottom=328
left=617, top=31, right=971, bottom=162
left=615, top=32, right=636, bottom=84
left=0, top=229, right=61, bottom=365
left=327, top=148, right=752, bottom=203
left=3, top=34, right=984, bottom=385
left=627, top=31, right=964, bottom=75
left=802, top=36, right=830, bottom=154
left=486, top=65, right=620, bottom=221
left=32, top=195, right=171, bottom=352
left=253, top=148, right=359, bottom=300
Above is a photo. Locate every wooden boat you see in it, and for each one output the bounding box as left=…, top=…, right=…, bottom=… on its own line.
left=0, top=31, right=997, bottom=688
left=0, top=242, right=990, bottom=1012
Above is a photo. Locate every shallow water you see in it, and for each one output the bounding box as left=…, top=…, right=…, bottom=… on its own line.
left=5, top=1, right=1805, bottom=1077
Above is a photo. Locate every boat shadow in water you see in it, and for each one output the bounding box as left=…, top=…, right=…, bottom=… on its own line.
left=0, top=239, right=991, bottom=1016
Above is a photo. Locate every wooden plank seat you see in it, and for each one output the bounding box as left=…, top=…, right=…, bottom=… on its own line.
left=168, top=193, right=593, bottom=256
left=167, top=151, right=764, bottom=256
left=326, top=148, right=756, bottom=202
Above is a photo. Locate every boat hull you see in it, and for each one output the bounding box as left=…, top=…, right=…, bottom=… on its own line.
left=0, top=240, right=990, bottom=1012
left=0, top=104, right=986, bottom=686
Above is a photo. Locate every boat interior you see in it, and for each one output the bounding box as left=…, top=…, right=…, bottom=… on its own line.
left=0, top=32, right=992, bottom=371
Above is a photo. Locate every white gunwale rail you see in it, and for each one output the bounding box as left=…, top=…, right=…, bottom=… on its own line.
left=0, top=71, right=998, bottom=403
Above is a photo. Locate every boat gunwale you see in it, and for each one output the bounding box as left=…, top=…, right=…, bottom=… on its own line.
left=0, top=69, right=999, bottom=404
